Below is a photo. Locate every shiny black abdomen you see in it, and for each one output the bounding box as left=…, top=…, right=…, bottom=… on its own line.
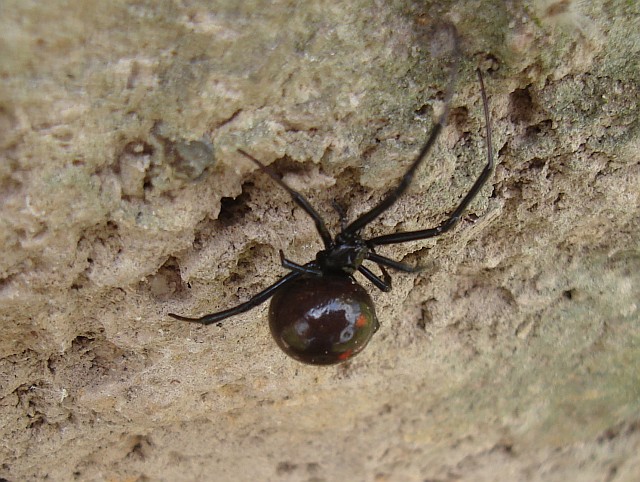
left=269, top=275, right=379, bottom=365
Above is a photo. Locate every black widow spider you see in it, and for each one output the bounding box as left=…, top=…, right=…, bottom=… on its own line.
left=169, top=35, right=494, bottom=365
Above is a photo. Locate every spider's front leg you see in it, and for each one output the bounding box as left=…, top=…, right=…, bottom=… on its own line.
left=367, top=68, right=494, bottom=247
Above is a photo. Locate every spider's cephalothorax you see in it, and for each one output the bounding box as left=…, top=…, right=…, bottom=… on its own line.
left=316, top=240, right=368, bottom=275
left=169, top=31, right=495, bottom=365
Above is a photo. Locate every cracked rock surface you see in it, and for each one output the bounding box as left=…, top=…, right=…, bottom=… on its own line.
left=1, top=1, right=639, bottom=481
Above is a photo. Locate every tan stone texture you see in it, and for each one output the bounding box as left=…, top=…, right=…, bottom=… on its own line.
left=1, top=1, right=639, bottom=481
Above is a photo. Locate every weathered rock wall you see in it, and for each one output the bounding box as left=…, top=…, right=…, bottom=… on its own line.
left=1, top=1, right=638, bottom=480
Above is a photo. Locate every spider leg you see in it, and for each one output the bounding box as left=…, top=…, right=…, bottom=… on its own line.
left=331, top=200, right=349, bottom=232
left=358, top=264, right=392, bottom=292
left=168, top=270, right=303, bottom=325
left=238, top=149, right=333, bottom=249
left=365, top=251, right=421, bottom=273
left=368, top=69, right=494, bottom=247
left=343, top=25, right=460, bottom=236
left=279, top=250, right=322, bottom=276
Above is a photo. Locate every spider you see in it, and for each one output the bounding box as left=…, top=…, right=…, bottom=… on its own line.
left=169, top=38, right=494, bottom=365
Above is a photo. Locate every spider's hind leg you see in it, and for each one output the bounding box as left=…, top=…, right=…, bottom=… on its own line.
left=358, top=264, right=392, bottom=292
left=279, top=250, right=322, bottom=276
left=168, top=270, right=304, bottom=325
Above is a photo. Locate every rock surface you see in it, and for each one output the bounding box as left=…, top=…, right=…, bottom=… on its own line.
left=1, top=1, right=639, bottom=481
